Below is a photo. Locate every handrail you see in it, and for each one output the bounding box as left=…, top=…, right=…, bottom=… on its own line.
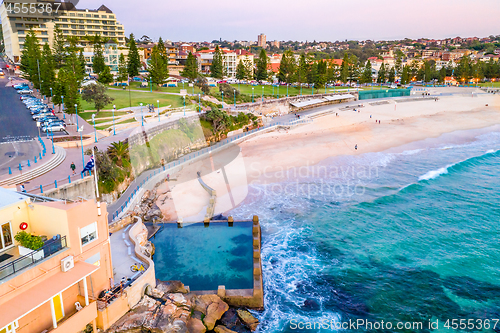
left=0, top=236, right=67, bottom=280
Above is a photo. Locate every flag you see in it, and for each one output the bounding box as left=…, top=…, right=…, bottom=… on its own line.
left=82, top=155, right=95, bottom=174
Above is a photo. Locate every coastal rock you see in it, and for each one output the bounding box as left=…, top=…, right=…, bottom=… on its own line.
left=214, top=325, right=238, bottom=333
left=145, top=286, right=164, bottom=299
left=108, top=296, right=160, bottom=332
left=302, top=298, right=321, bottom=311
left=220, top=308, right=251, bottom=333
left=236, top=309, right=259, bottom=331
left=193, top=295, right=229, bottom=330
left=187, top=317, right=206, bottom=333
left=157, top=280, right=189, bottom=294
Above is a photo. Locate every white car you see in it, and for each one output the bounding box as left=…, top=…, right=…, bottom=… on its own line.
left=18, top=89, right=33, bottom=94
left=42, top=123, right=66, bottom=132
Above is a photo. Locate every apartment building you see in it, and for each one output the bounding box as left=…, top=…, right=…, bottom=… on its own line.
left=0, top=188, right=113, bottom=333
left=83, top=41, right=128, bottom=73
left=257, top=33, right=266, bottom=48
left=0, top=1, right=125, bottom=63
left=196, top=49, right=237, bottom=78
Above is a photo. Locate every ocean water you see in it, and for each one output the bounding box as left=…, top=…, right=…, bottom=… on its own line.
left=230, top=126, right=500, bottom=332
left=152, top=222, right=254, bottom=291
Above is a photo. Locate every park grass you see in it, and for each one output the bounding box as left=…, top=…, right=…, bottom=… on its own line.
left=126, top=81, right=203, bottom=95
left=95, top=117, right=137, bottom=130
left=79, top=110, right=130, bottom=120
left=79, top=89, right=184, bottom=111
left=478, top=82, right=500, bottom=88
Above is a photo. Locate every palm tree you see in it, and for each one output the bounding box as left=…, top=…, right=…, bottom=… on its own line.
left=108, top=141, right=129, bottom=167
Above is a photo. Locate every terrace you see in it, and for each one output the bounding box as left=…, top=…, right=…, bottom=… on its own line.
left=0, top=235, right=67, bottom=280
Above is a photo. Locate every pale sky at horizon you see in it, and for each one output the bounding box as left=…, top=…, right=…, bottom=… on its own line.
left=8, top=0, right=500, bottom=42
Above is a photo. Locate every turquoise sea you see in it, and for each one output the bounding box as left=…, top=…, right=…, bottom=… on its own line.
left=230, top=125, right=500, bottom=332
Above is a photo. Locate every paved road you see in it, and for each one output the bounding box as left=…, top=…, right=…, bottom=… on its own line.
left=0, top=61, right=42, bottom=175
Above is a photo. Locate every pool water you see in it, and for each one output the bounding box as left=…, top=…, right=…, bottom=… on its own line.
left=152, top=222, right=254, bottom=291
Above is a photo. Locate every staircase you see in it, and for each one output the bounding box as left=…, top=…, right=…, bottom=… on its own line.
left=0, top=146, right=66, bottom=186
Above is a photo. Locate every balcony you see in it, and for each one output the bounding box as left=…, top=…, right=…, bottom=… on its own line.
left=0, top=235, right=67, bottom=280
left=49, top=300, right=97, bottom=333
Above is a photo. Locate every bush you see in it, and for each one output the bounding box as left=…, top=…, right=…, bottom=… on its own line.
left=14, top=231, right=44, bottom=250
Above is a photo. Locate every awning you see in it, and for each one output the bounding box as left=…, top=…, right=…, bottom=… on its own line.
left=0, top=261, right=99, bottom=328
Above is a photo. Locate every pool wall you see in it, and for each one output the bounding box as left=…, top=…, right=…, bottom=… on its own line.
left=183, top=216, right=264, bottom=309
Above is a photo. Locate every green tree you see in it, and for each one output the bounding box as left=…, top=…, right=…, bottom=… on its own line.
left=211, top=45, right=223, bottom=79
left=20, top=29, right=41, bottom=88
left=59, top=51, right=84, bottom=114
left=204, top=106, right=231, bottom=140
left=81, top=82, right=114, bottom=114
left=78, top=50, right=87, bottom=79
left=340, top=53, right=349, bottom=83
left=255, top=48, right=268, bottom=82
left=361, top=60, right=372, bottom=84
left=277, top=50, right=296, bottom=84
left=401, top=65, right=409, bottom=85
left=377, top=63, right=386, bottom=83
left=52, top=25, right=66, bottom=68
left=108, top=141, right=130, bottom=168
left=235, top=60, right=247, bottom=80
left=182, top=52, right=198, bottom=81
left=127, top=34, right=141, bottom=77
left=297, top=54, right=308, bottom=86
left=92, top=36, right=106, bottom=75
left=98, top=65, right=113, bottom=84
left=148, top=44, right=169, bottom=87
left=388, top=66, right=395, bottom=83
left=117, top=53, right=128, bottom=82
left=40, top=43, right=55, bottom=97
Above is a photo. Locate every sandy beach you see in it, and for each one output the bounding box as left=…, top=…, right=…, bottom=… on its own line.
left=159, top=88, right=500, bottom=221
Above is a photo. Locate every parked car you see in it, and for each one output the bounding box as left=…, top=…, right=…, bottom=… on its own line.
left=13, top=83, right=29, bottom=89
left=33, top=112, right=53, bottom=120
left=18, top=89, right=33, bottom=94
left=42, top=123, right=66, bottom=132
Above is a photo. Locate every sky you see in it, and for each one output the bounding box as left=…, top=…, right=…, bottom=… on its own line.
left=72, top=0, right=500, bottom=42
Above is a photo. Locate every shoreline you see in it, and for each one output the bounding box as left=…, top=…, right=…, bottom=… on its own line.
left=159, top=92, right=500, bottom=221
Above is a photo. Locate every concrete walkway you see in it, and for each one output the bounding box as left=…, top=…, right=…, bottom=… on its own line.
left=109, top=225, right=142, bottom=283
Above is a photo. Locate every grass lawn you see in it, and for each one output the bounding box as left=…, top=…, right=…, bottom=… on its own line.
left=479, top=82, right=500, bottom=88
left=79, top=89, right=184, bottom=111
left=125, top=82, right=204, bottom=95
left=96, top=117, right=137, bottom=130
left=79, top=110, right=130, bottom=120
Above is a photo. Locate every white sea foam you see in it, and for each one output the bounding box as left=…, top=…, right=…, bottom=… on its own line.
left=418, top=166, right=450, bottom=181
left=400, top=148, right=425, bottom=156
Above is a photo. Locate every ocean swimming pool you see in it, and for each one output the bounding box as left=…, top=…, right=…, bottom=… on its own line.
left=152, top=221, right=254, bottom=291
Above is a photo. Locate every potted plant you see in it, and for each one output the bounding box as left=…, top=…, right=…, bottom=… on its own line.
left=14, top=231, right=44, bottom=260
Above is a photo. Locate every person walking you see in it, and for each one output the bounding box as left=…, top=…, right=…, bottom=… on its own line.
left=20, top=184, right=26, bottom=193
left=70, top=162, right=76, bottom=175
left=355, top=144, right=358, bottom=150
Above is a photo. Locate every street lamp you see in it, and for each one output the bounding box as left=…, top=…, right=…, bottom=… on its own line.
left=75, top=104, right=79, bottom=128
left=150, top=77, right=152, bottom=93
left=61, top=95, right=65, bottom=119
left=76, top=105, right=84, bottom=170
left=183, top=96, right=186, bottom=116
left=234, top=89, right=236, bottom=108
left=312, top=83, right=314, bottom=95
left=112, top=105, right=116, bottom=135
left=198, top=93, right=201, bottom=112
left=252, top=87, right=254, bottom=103
left=261, top=86, right=264, bottom=102
left=287, top=83, right=289, bottom=97
left=221, top=90, right=224, bottom=105
left=92, top=114, right=97, bottom=143
left=50, top=127, right=55, bottom=154
left=277, top=84, right=279, bottom=98
left=157, top=100, right=160, bottom=122
left=140, top=103, right=144, bottom=126
left=50, top=87, right=52, bottom=102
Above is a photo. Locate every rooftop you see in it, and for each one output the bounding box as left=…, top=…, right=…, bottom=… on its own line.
left=0, top=188, right=28, bottom=210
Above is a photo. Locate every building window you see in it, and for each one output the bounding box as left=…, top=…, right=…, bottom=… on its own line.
left=80, top=222, right=98, bottom=246
left=18, top=30, right=25, bottom=35
left=42, top=38, right=48, bottom=42
left=41, top=31, right=48, bottom=35
left=0, top=222, right=13, bottom=250
left=15, top=23, right=23, bottom=27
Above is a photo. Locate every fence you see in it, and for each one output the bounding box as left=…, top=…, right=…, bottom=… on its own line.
left=27, top=171, right=94, bottom=195
left=358, top=88, right=411, bottom=100
left=110, top=117, right=312, bottom=221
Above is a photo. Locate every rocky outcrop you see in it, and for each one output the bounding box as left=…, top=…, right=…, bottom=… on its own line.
left=107, top=280, right=259, bottom=333
left=236, top=309, right=259, bottom=331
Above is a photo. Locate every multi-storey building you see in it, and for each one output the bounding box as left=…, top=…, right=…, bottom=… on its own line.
left=257, top=33, right=266, bottom=48
left=196, top=49, right=237, bottom=78
left=0, top=1, right=125, bottom=63
left=0, top=188, right=113, bottom=332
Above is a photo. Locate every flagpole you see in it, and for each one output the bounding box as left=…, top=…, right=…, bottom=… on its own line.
left=92, top=146, right=101, bottom=216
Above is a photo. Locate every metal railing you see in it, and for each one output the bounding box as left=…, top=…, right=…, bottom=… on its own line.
left=0, top=235, right=67, bottom=280
left=111, top=118, right=312, bottom=221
